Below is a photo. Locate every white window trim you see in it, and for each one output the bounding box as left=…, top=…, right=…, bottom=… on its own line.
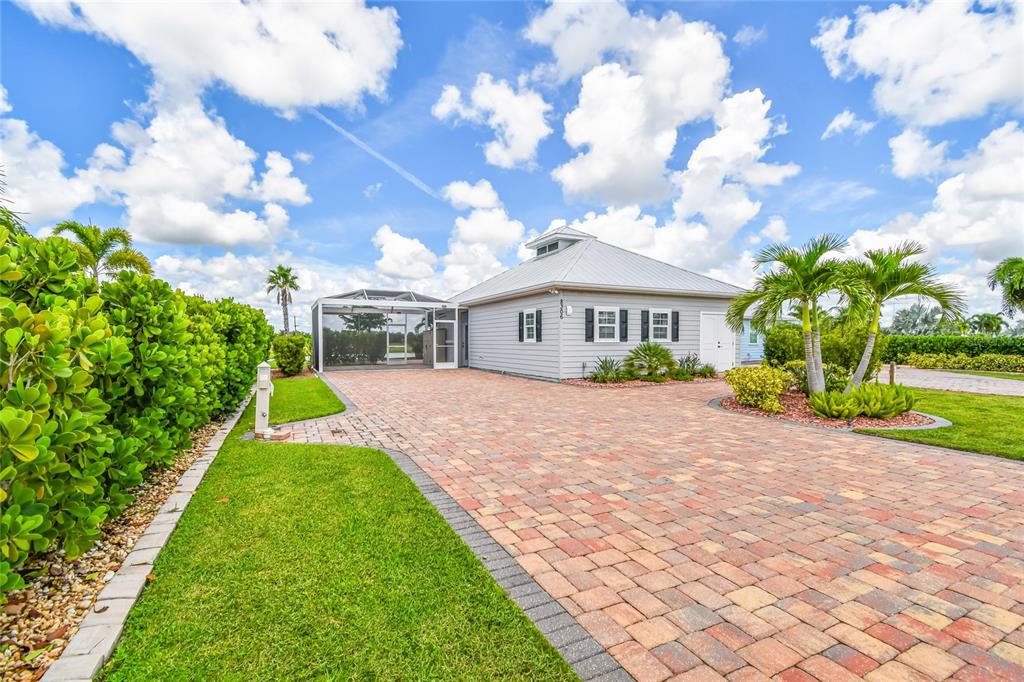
left=595, top=306, right=618, bottom=343
left=650, top=308, right=670, bottom=341
left=523, top=309, right=537, bottom=343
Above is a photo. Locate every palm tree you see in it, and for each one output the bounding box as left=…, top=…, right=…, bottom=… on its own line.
left=889, top=303, right=942, bottom=335
left=728, top=234, right=857, bottom=393
left=987, top=257, right=1024, bottom=319
left=0, top=170, right=28, bottom=236
left=969, top=312, right=1006, bottom=336
left=52, top=221, right=151, bottom=282
left=266, top=265, right=300, bottom=333
left=845, top=241, right=965, bottom=389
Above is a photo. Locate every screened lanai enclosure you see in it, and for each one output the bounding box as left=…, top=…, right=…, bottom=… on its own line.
left=311, top=289, right=466, bottom=371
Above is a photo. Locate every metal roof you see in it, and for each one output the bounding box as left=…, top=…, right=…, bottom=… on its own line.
left=451, top=237, right=745, bottom=305
left=524, top=225, right=596, bottom=249
left=329, top=288, right=447, bottom=303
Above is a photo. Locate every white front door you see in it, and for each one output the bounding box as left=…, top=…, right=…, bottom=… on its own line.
left=431, top=309, right=458, bottom=369
left=699, top=312, right=736, bottom=372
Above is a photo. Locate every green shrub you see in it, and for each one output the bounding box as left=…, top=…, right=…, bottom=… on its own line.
left=809, top=391, right=860, bottom=419
left=882, top=335, right=1024, bottom=363
left=0, top=228, right=272, bottom=598
left=589, top=357, right=624, bottom=383
left=695, top=363, right=717, bottom=378
left=669, top=368, right=694, bottom=381
left=724, top=366, right=789, bottom=413
left=676, top=353, right=701, bottom=374
left=273, top=334, right=307, bottom=376
left=625, top=342, right=676, bottom=379
left=821, top=325, right=889, bottom=377
left=851, top=383, right=915, bottom=419
left=783, top=360, right=849, bottom=394
left=764, top=324, right=804, bottom=366
left=906, top=352, right=1024, bottom=372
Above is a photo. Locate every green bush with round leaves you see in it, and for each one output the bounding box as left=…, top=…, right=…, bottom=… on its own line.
left=724, top=365, right=789, bottom=414
left=273, top=334, right=307, bottom=376
left=0, top=228, right=273, bottom=598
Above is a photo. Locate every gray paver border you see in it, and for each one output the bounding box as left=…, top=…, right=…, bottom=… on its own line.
left=298, top=373, right=634, bottom=682
left=40, top=392, right=254, bottom=682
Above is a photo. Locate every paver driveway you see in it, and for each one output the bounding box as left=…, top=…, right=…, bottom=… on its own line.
left=892, top=367, right=1024, bottom=397
left=297, top=370, right=1024, bottom=681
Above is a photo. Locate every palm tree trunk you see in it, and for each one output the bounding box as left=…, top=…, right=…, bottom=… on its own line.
left=801, top=303, right=823, bottom=393
left=848, top=303, right=881, bottom=391
left=282, top=300, right=290, bottom=334
left=810, top=301, right=826, bottom=393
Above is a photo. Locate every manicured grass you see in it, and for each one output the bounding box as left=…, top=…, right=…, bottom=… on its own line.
left=950, top=370, right=1024, bottom=381
left=858, top=388, right=1024, bottom=461
left=101, top=381, right=574, bottom=682
left=242, top=375, right=345, bottom=429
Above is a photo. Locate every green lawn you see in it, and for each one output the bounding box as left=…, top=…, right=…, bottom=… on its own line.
left=244, top=375, right=346, bottom=428
left=950, top=370, right=1024, bottom=382
left=101, top=380, right=573, bottom=681
left=858, top=388, right=1024, bottom=461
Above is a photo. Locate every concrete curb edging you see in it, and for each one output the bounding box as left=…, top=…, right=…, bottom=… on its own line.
left=379, top=445, right=633, bottom=682
left=40, top=393, right=254, bottom=682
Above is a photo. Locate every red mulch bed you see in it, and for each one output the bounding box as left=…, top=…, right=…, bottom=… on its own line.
left=564, top=376, right=722, bottom=389
left=271, top=367, right=315, bottom=380
left=721, top=390, right=934, bottom=430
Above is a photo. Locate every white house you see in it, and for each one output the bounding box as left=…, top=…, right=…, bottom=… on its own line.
left=311, top=226, right=746, bottom=380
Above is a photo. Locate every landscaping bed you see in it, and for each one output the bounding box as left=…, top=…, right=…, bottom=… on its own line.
left=721, top=390, right=934, bottom=430
left=565, top=376, right=721, bottom=388
left=0, top=421, right=223, bottom=681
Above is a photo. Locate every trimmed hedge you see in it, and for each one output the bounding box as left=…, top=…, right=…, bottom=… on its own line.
left=882, top=335, right=1024, bottom=363
left=0, top=228, right=272, bottom=596
left=764, top=323, right=889, bottom=377
left=273, top=334, right=307, bottom=376
left=907, top=352, right=1024, bottom=373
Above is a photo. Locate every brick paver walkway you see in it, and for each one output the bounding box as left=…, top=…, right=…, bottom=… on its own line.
left=892, top=367, right=1024, bottom=397
left=293, top=370, right=1024, bottom=682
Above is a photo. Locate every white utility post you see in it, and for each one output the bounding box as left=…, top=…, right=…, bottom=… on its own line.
left=255, top=361, right=274, bottom=437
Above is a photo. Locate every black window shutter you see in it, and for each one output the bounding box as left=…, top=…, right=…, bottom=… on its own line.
left=585, top=308, right=594, bottom=342
left=619, top=309, right=628, bottom=342
left=535, top=309, right=542, bottom=342
left=641, top=310, right=649, bottom=341
left=672, top=311, right=680, bottom=342
left=518, top=311, right=524, bottom=342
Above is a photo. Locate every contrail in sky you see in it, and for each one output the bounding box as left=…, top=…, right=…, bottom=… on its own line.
left=310, top=109, right=442, bottom=201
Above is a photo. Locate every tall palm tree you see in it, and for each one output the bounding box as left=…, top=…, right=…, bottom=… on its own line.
left=845, top=241, right=965, bottom=389
left=969, top=312, right=1006, bottom=336
left=266, top=265, right=300, bottom=333
left=987, top=257, right=1024, bottom=319
left=52, top=220, right=151, bottom=282
left=889, top=303, right=942, bottom=335
left=728, top=234, right=856, bottom=393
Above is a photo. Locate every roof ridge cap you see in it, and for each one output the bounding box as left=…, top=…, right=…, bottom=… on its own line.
left=556, top=238, right=593, bottom=281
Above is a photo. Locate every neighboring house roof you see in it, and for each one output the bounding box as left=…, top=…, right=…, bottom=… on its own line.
left=451, top=233, right=745, bottom=305
left=329, top=289, right=447, bottom=303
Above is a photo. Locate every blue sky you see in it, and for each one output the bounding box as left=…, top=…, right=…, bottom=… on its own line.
left=1, top=1, right=1021, bottom=329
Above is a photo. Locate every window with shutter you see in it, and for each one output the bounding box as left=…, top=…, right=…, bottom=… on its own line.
left=672, top=311, right=679, bottom=342
left=641, top=310, right=649, bottom=341
left=595, top=307, right=617, bottom=342
left=585, top=308, right=594, bottom=342
left=523, top=309, right=536, bottom=342
left=651, top=309, right=669, bottom=341
left=535, top=309, right=542, bottom=342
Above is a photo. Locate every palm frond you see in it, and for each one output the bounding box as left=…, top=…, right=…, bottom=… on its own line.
left=104, top=247, right=152, bottom=276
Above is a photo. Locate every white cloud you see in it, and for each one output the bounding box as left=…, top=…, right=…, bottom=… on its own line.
left=888, top=129, right=948, bottom=179
left=0, top=85, right=11, bottom=114
left=452, top=208, right=525, bottom=250
left=363, top=182, right=382, bottom=198
left=748, top=216, right=789, bottom=245
left=250, top=151, right=310, bottom=205
left=441, top=240, right=506, bottom=293
left=528, top=3, right=731, bottom=204
left=442, top=179, right=501, bottom=210
left=812, top=1, right=1023, bottom=126
left=432, top=73, right=552, bottom=169
left=293, top=151, right=314, bottom=164
left=17, top=0, right=402, bottom=112
left=786, top=179, right=877, bottom=212
left=733, top=26, right=766, bottom=49
left=821, top=108, right=875, bottom=140
left=372, top=224, right=437, bottom=280
left=850, top=122, right=1024, bottom=267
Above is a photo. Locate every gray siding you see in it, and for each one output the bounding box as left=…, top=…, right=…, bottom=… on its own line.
left=558, top=291, right=740, bottom=379
left=465, top=293, right=562, bottom=379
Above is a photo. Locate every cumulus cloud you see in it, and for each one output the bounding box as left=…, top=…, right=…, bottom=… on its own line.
left=733, top=25, right=766, bottom=49
left=442, top=179, right=501, bottom=210
left=16, top=0, right=402, bottom=112
left=363, top=182, right=382, bottom=198
left=821, top=108, right=875, bottom=140
left=747, top=216, right=789, bottom=245
left=250, top=151, right=311, bottom=205
left=812, top=0, right=1023, bottom=126
left=432, top=73, right=552, bottom=169
left=0, top=85, right=11, bottom=114
left=372, top=224, right=438, bottom=280
left=527, top=3, right=731, bottom=205
left=850, top=122, right=1024, bottom=268
left=888, top=129, right=948, bottom=179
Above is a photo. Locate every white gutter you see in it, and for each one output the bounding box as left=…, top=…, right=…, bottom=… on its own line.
left=453, top=282, right=742, bottom=307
